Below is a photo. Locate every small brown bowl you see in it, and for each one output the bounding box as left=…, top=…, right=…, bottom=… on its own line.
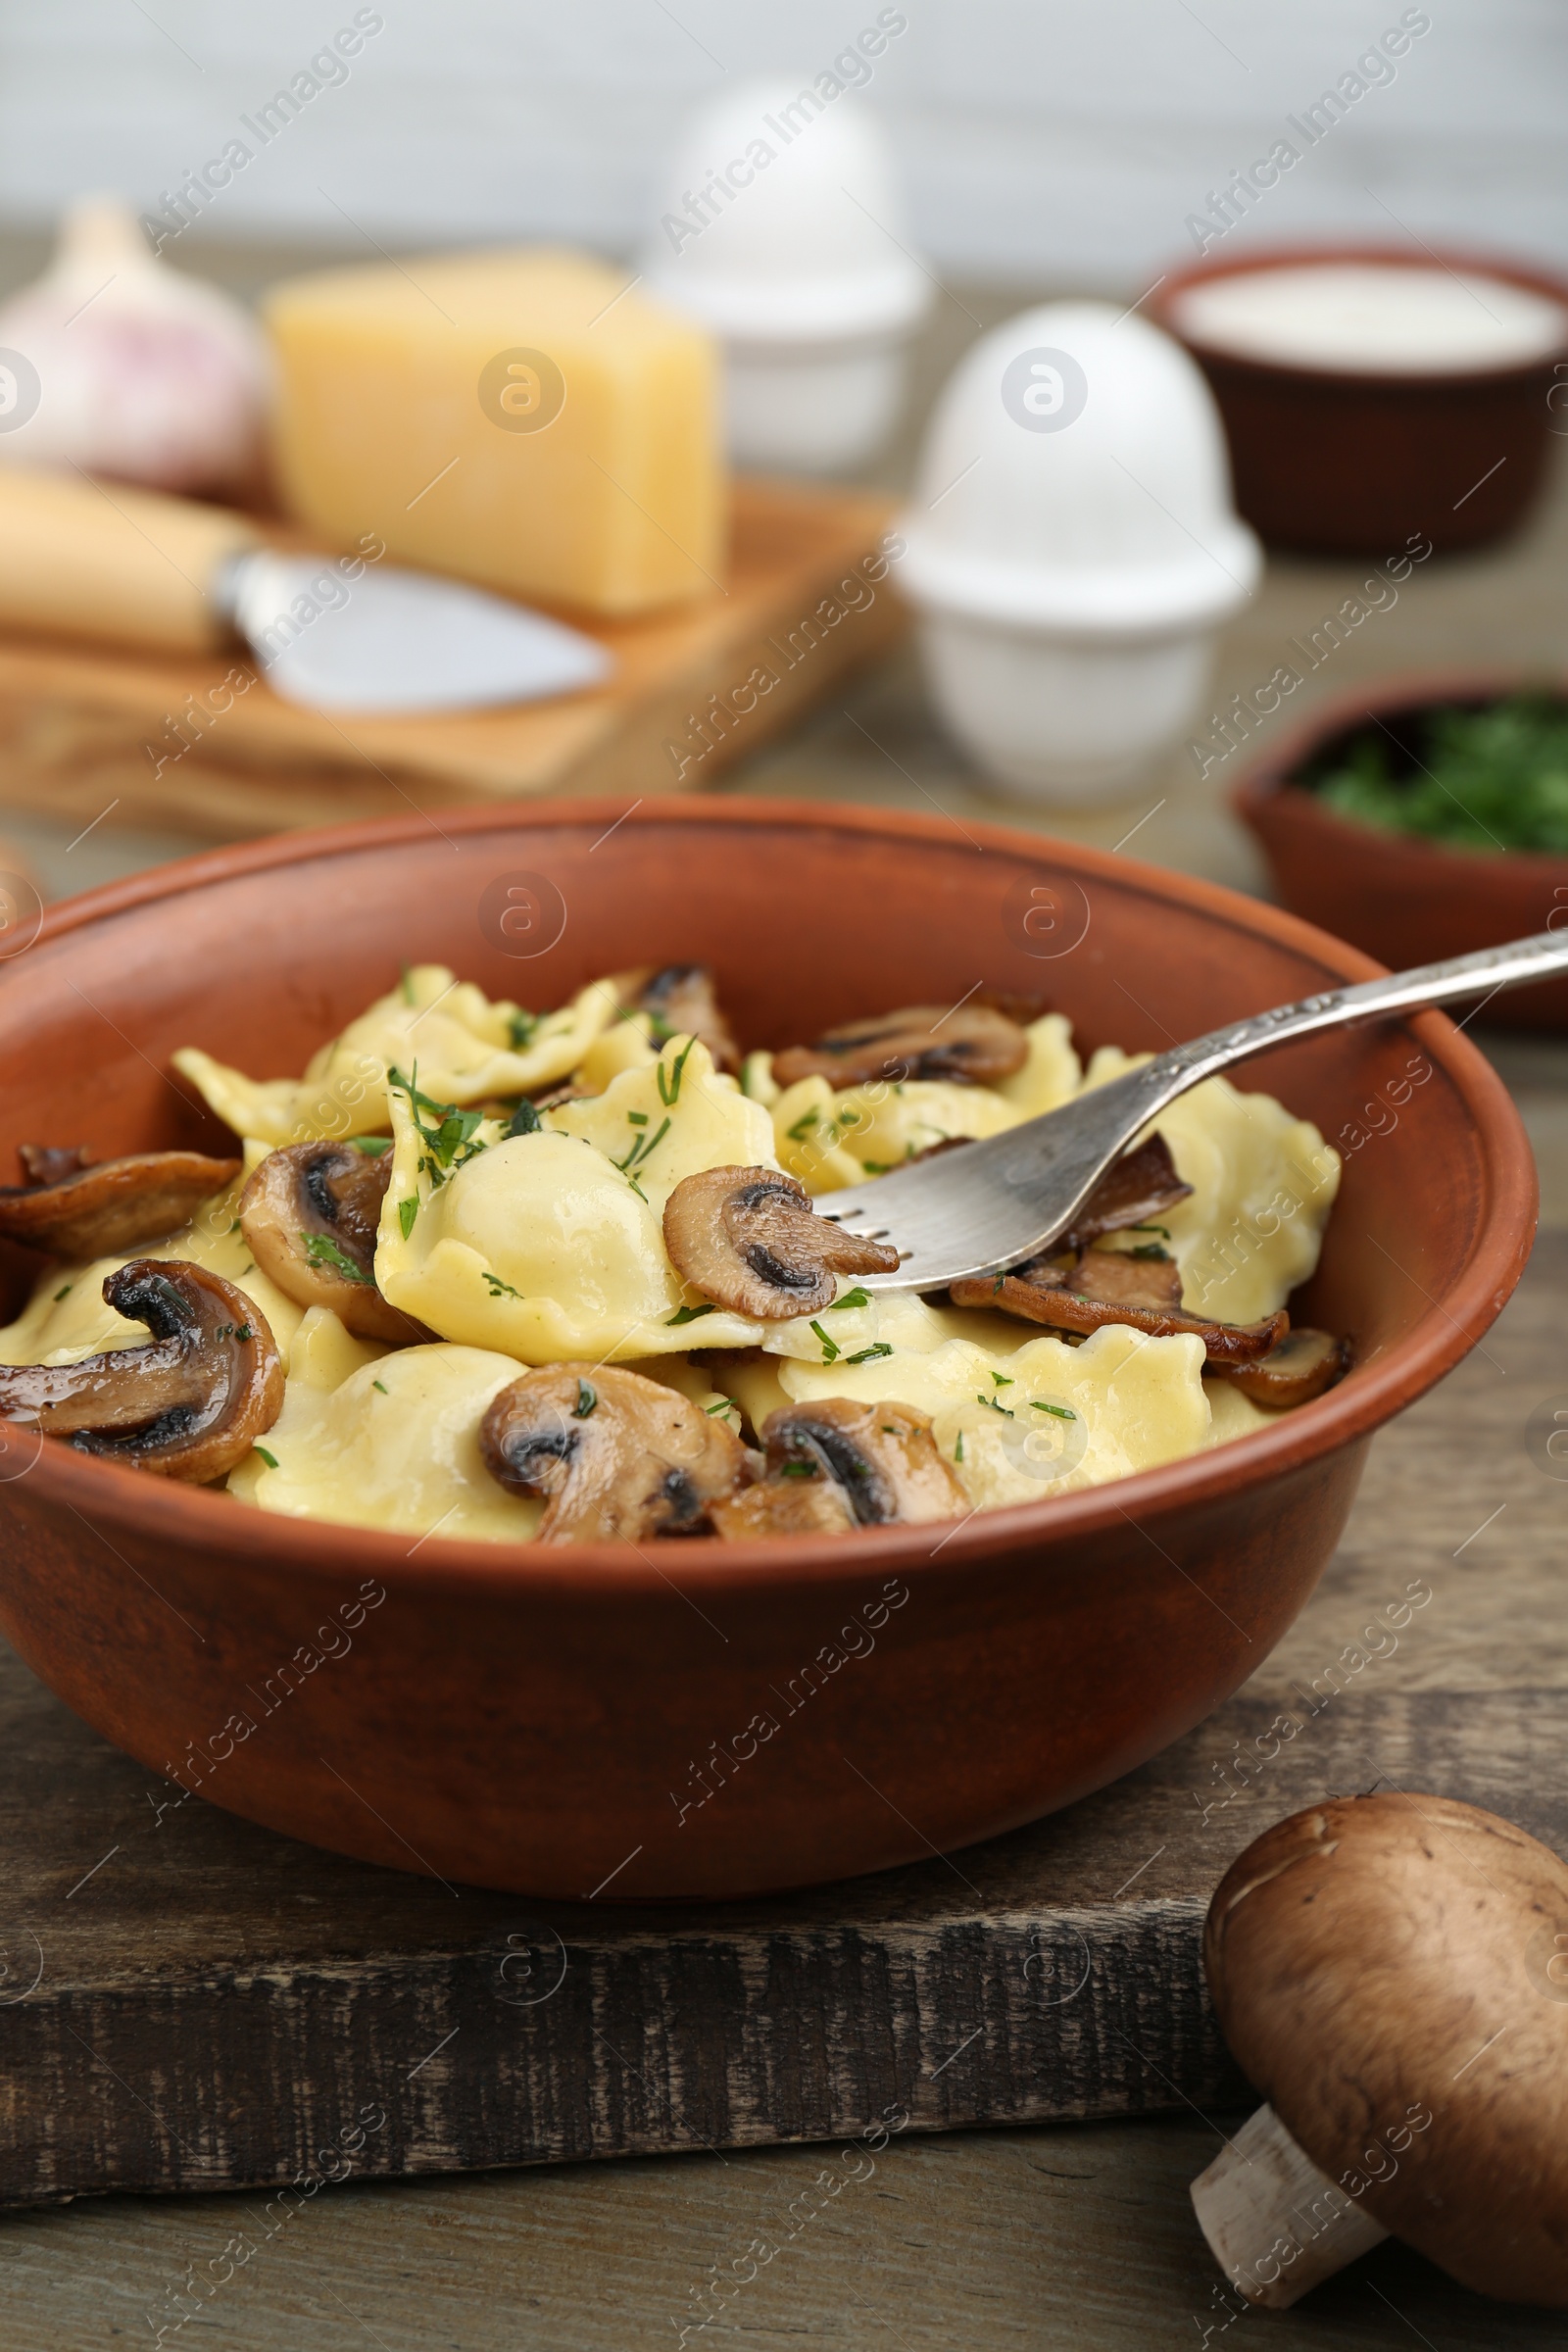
left=1151, top=243, right=1568, bottom=557
left=1236, top=672, right=1568, bottom=1029
left=0, top=802, right=1536, bottom=1899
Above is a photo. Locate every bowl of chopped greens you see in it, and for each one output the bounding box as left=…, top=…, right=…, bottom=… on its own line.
left=1236, top=680, right=1568, bottom=1028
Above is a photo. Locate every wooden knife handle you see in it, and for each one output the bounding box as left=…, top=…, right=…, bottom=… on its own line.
left=0, top=468, right=262, bottom=655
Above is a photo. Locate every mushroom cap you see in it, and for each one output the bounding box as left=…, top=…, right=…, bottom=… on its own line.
left=1204, top=1793, right=1568, bottom=2306
left=662, top=1164, right=901, bottom=1320
left=760, top=1396, right=966, bottom=1526
left=1058, top=1131, right=1193, bottom=1249
left=772, top=1002, right=1028, bottom=1090
left=0, top=1149, right=240, bottom=1258
left=614, top=963, right=742, bottom=1074
left=238, top=1141, right=431, bottom=1346
left=0, top=1258, right=283, bottom=1482
left=478, top=1361, right=755, bottom=1543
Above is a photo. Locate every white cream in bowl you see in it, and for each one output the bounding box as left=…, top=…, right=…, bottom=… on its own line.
left=1170, top=262, right=1568, bottom=377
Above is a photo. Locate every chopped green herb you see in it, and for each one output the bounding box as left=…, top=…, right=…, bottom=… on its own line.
left=657, top=1036, right=698, bottom=1105
left=990, top=1370, right=1014, bottom=1388
left=304, top=1231, right=375, bottom=1286
left=706, top=1396, right=738, bottom=1417
left=955, top=1432, right=964, bottom=1463
left=614, top=1113, right=671, bottom=1177
left=1032, top=1401, right=1077, bottom=1420
left=780, top=1460, right=816, bottom=1479
left=52, top=1283, right=72, bottom=1302
left=666, top=1302, right=716, bottom=1326
left=1309, top=694, right=1568, bottom=855
left=992, top=1273, right=1005, bottom=1295
left=573, top=1378, right=597, bottom=1419
left=846, top=1342, right=894, bottom=1365
left=399, top=964, right=416, bottom=1005
left=372, top=1380, right=388, bottom=1395
left=353, top=1136, right=392, bottom=1156
left=503, top=1098, right=543, bottom=1139
left=827, top=1287, right=869, bottom=1312
left=507, top=1009, right=539, bottom=1052
left=398, top=1197, right=418, bottom=1242
left=1128, top=1222, right=1169, bottom=1240
left=227, top=1215, right=244, bottom=1232
left=254, top=1446, right=278, bottom=1469
left=810, top=1319, right=840, bottom=1364
left=976, top=1392, right=1014, bottom=1417
left=626, top=1109, right=649, bottom=1126
left=239, top=1261, right=256, bottom=1277
left=787, top=1107, right=819, bottom=1142
left=482, top=1271, right=522, bottom=1300
left=388, top=1065, right=488, bottom=1186
left=1129, top=1242, right=1171, bottom=1262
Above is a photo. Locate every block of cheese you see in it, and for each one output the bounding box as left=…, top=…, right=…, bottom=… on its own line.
left=264, top=248, right=725, bottom=616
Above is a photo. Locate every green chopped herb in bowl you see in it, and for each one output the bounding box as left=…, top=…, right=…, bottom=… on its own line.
left=1306, top=695, right=1568, bottom=857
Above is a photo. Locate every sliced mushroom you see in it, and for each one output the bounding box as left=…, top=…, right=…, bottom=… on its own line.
left=17, top=1144, right=96, bottom=1186
left=237, top=1141, right=431, bottom=1346
left=614, top=963, right=741, bottom=1074
left=952, top=1256, right=1287, bottom=1366
left=479, top=1362, right=755, bottom=1543
left=1210, top=1327, right=1349, bottom=1408
left=1069, top=1247, right=1185, bottom=1314
left=712, top=1397, right=965, bottom=1536
left=709, top=1470, right=858, bottom=1540
left=772, top=1002, right=1028, bottom=1090
left=663, top=1164, right=901, bottom=1320
left=0, top=1259, right=282, bottom=1482
left=0, top=1149, right=241, bottom=1258
left=1060, top=1132, right=1193, bottom=1249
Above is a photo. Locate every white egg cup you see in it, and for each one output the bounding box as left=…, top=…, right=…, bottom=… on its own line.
left=898, top=300, right=1261, bottom=806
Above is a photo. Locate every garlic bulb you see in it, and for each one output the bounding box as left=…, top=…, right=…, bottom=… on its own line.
left=0, top=196, right=270, bottom=495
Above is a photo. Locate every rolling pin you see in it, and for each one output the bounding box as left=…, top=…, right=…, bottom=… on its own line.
left=0, top=467, right=261, bottom=654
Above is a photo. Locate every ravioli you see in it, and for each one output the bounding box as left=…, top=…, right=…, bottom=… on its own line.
left=373, top=1039, right=771, bottom=1362
left=174, top=966, right=619, bottom=1147
left=229, top=1334, right=541, bottom=1541
left=1081, top=1050, right=1341, bottom=1324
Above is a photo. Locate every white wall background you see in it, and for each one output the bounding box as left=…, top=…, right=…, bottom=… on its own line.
left=0, top=0, right=1563, bottom=285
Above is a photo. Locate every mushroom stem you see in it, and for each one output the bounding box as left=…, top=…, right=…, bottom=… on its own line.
left=1191, top=2103, right=1390, bottom=2311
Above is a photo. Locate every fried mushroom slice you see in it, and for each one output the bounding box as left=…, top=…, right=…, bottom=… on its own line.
left=0, top=1149, right=241, bottom=1258
left=663, top=1165, right=901, bottom=1320
left=1060, top=1133, right=1193, bottom=1249
left=614, top=963, right=742, bottom=1074
left=1210, top=1327, right=1349, bottom=1408
left=712, top=1397, right=964, bottom=1536
left=772, top=1002, right=1028, bottom=1090
left=952, top=1258, right=1287, bottom=1366
left=479, top=1362, right=755, bottom=1543
left=238, top=1141, right=430, bottom=1346
left=0, top=1260, right=282, bottom=1481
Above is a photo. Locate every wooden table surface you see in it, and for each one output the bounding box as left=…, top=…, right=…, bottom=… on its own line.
left=2, top=239, right=1567, bottom=2349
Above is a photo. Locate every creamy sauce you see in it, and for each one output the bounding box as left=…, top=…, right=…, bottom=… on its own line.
left=1172, top=263, right=1567, bottom=375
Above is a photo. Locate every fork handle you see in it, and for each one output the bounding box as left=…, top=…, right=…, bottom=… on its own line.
left=1146, top=929, right=1568, bottom=1097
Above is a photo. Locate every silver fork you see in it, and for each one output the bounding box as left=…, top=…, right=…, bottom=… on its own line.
left=817, top=931, right=1568, bottom=1291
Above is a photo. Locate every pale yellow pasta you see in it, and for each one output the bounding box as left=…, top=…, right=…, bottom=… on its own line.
left=174, top=966, right=619, bottom=1146
left=373, top=1039, right=770, bottom=1363
left=228, top=1336, right=541, bottom=1541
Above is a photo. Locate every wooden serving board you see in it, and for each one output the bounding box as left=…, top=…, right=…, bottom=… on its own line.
left=0, top=1235, right=1561, bottom=2212
left=0, top=480, right=902, bottom=843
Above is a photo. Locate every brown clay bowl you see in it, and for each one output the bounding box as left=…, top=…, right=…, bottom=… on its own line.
left=1236, top=672, right=1568, bottom=1030
left=1150, top=243, right=1568, bottom=557
left=0, top=801, right=1536, bottom=1899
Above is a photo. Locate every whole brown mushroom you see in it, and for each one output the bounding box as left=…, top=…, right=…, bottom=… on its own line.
left=711, top=1397, right=964, bottom=1537
left=1191, top=1793, right=1568, bottom=2309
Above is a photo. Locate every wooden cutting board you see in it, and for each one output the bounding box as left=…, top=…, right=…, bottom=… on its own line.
left=0, top=480, right=903, bottom=843
left=0, top=1233, right=1559, bottom=2211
